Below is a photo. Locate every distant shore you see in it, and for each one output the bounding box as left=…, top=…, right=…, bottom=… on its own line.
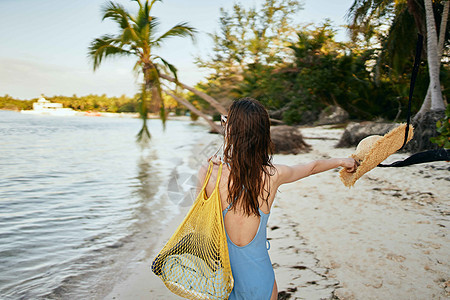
left=1, top=108, right=203, bottom=121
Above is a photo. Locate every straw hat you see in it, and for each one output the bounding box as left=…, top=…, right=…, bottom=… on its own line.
left=340, top=123, right=414, bottom=187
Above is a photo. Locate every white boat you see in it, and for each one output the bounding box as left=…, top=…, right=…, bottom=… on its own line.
left=21, top=96, right=78, bottom=116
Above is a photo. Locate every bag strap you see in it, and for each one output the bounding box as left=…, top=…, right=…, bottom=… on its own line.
left=401, top=33, right=423, bottom=150
left=200, top=161, right=215, bottom=191
left=215, top=162, right=223, bottom=190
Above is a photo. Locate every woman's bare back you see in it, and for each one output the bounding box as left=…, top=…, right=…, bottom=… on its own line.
left=203, top=163, right=278, bottom=247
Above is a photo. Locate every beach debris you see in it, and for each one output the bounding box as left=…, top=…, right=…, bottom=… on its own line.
left=277, top=290, right=292, bottom=299
left=291, top=265, right=307, bottom=270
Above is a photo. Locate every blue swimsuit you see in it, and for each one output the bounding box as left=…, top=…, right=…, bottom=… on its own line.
left=222, top=203, right=275, bottom=300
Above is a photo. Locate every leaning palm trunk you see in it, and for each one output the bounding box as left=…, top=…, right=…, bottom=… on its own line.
left=160, top=73, right=284, bottom=125
left=160, top=74, right=228, bottom=115
left=424, top=0, right=445, bottom=111
left=415, top=0, right=449, bottom=120
left=164, top=90, right=222, bottom=133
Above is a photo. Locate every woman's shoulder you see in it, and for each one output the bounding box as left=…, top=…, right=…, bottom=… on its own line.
left=265, top=163, right=291, bottom=187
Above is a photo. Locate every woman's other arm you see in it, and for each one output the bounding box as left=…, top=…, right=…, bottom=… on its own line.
left=275, top=158, right=357, bottom=185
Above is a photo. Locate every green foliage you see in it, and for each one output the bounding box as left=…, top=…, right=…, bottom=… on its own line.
left=196, top=0, right=450, bottom=125
left=282, top=108, right=303, bottom=125
left=347, top=0, right=450, bottom=85
left=430, top=104, right=450, bottom=149
left=0, top=94, right=147, bottom=113
left=0, top=95, right=33, bottom=110
left=195, top=0, right=302, bottom=104
left=212, top=113, right=221, bottom=122
left=235, top=22, right=418, bottom=123
left=191, top=0, right=450, bottom=126
left=48, top=94, right=140, bottom=113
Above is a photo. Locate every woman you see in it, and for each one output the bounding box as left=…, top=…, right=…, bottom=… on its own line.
left=198, top=98, right=357, bottom=300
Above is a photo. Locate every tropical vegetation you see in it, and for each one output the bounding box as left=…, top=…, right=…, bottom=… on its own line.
left=0, top=95, right=34, bottom=111
left=190, top=0, right=449, bottom=125
left=0, top=93, right=188, bottom=115
left=430, top=103, right=450, bottom=148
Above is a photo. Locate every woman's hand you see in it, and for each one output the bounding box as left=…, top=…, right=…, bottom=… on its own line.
left=208, top=155, right=222, bottom=165
left=340, top=158, right=358, bottom=173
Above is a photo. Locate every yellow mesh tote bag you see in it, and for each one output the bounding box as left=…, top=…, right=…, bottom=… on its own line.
left=151, top=162, right=233, bottom=299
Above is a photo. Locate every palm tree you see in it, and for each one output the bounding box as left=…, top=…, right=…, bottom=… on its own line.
left=420, top=0, right=447, bottom=112
left=88, top=0, right=196, bottom=141
left=415, top=0, right=449, bottom=120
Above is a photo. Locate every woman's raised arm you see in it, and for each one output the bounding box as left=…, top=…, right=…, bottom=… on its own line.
left=275, top=158, right=357, bottom=185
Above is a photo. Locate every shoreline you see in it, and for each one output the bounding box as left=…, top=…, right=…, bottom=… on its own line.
left=104, top=125, right=450, bottom=299
left=1, top=108, right=199, bottom=121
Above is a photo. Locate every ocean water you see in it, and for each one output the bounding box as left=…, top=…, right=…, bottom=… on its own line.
left=0, top=110, right=216, bottom=299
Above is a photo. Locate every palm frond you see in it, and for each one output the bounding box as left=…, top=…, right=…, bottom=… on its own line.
left=135, top=16, right=160, bottom=42
left=135, top=0, right=160, bottom=35
left=148, top=0, right=162, bottom=11
left=102, top=1, right=140, bottom=44
left=132, top=60, right=142, bottom=79
left=153, top=22, right=197, bottom=47
left=101, top=1, right=133, bottom=30
left=135, top=0, right=150, bottom=29
left=384, top=6, right=417, bottom=73
left=153, top=55, right=178, bottom=80
left=88, top=34, right=133, bottom=71
left=121, top=27, right=139, bottom=44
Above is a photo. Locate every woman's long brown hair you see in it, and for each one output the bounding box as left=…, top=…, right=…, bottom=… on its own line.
left=224, top=97, right=275, bottom=216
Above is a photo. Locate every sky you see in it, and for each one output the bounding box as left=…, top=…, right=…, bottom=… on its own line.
left=0, top=0, right=354, bottom=100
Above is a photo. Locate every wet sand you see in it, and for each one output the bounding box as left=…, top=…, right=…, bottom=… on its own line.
left=104, top=125, right=450, bottom=299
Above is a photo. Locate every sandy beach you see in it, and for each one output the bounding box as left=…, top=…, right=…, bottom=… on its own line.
left=104, top=125, right=449, bottom=300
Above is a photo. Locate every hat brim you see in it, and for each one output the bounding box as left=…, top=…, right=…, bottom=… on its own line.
left=340, top=123, right=414, bottom=187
